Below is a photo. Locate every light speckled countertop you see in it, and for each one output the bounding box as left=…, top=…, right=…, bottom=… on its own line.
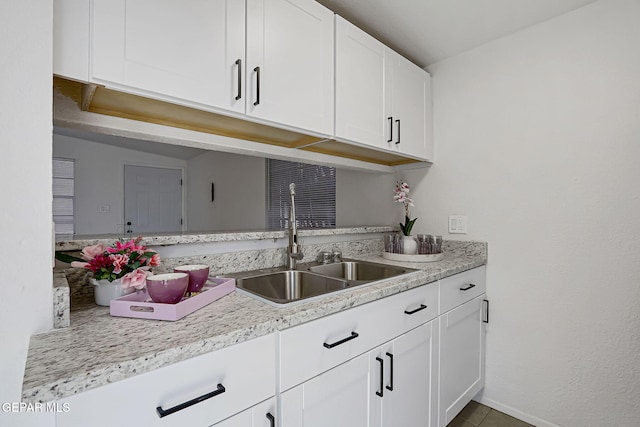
left=55, top=226, right=396, bottom=251
left=24, top=240, right=486, bottom=403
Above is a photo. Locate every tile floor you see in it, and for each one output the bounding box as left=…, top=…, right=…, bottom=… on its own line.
left=448, top=401, right=535, bottom=427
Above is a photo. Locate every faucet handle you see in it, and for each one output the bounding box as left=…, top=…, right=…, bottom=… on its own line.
left=317, top=251, right=332, bottom=264
left=332, top=250, right=342, bottom=263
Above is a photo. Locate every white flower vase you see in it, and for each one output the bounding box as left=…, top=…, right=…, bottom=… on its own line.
left=91, top=278, right=134, bottom=306
left=402, top=235, right=417, bottom=255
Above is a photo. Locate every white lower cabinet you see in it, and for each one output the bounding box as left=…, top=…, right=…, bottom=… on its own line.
left=56, top=334, right=276, bottom=427
left=213, top=397, right=276, bottom=427
left=279, top=283, right=441, bottom=427
left=279, top=266, right=486, bottom=427
left=281, top=352, right=371, bottom=427
left=439, top=295, right=486, bottom=426
left=438, top=266, right=487, bottom=426
left=280, top=321, right=437, bottom=427
left=371, top=321, right=438, bottom=427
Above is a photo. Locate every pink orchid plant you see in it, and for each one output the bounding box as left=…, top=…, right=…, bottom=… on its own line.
left=59, top=237, right=160, bottom=289
left=394, top=181, right=417, bottom=236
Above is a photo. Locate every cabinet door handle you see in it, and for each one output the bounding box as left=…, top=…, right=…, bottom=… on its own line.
left=323, top=331, right=359, bottom=349
left=404, top=304, right=427, bottom=315
left=253, top=66, right=260, bottom=106
left=376, top=356, right=384, bottom=397
left=387, top=117, right=393, bottom=142
left=235, top=59, right=242, bottom=100
left=156, top=383, right=225, bottom=418
left=385, top=352, right=394, bottom=391
left=459, top=283, right=476, bottom=291
left=483, top=299, right=490, bottom=323
left=395, top=119, right=401, bottom=144
left=266, top=412, right=275, bottom=427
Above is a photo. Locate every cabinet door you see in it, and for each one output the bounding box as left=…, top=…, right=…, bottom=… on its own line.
left=280, top=352, right=370, bottom=427
left=91, top=0, right=245, bottom=112
left=385, top=321, right=438, bottom=427
left=439, top=295, right=486, bottom=426
left=369, top=322, right=438, bottom=427
left=246, top=0, right=334, bottom=135
left=334, top=16, right=386, bottom=148
left=214, top=398, right=276, bottom=427
left=385, top=49, right=433, bottom=160
left=54, top=0, right=90, bottom=81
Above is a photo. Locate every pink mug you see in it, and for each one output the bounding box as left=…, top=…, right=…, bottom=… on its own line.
left=174, top=264, right=210, bottom=294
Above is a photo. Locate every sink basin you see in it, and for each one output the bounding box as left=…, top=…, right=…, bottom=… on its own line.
left=236, top=270, right=350, bottom=305
left=235, top=260, right=416, bottom=306
left=308, top=261, right=411, bottom=282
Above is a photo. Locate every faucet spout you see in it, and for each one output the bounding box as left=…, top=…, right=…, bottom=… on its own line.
left=287, top=183, right=303, bottom=269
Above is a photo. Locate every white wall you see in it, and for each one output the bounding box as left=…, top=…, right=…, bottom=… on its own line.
left=336, top=168, right=399, bottom=227
left=186, top=151, right=267, bottom=231
left=52, top=133, right=399, bottom=234
left=186, top=151, right=399, bottom=231
left=53, top=134, right=187, bottom=235
left=0, top=1, right=54, bottom=424
left=408, top=0, right=640, bottom=425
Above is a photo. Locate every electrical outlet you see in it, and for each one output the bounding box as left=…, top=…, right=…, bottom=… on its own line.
left=99, top=205, right=111, bottom=213
left=448, top=215, right=467, bottom=234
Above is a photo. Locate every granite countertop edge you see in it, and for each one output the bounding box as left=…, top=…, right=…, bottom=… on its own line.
left=55, top=226, right=396, bottom=251
left=23, top=246, right=486, bottom=403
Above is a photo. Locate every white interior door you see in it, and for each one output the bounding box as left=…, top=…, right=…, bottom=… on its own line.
left=124, top=165, right=183, bottom=234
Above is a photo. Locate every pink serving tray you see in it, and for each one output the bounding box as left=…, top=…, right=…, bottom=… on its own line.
left=110, top=277, right=235, bottom=321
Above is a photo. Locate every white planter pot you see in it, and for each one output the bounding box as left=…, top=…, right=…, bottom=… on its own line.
left=91, top=278, right=134, bottom=306
left=402, top=236, right=417, bottom=255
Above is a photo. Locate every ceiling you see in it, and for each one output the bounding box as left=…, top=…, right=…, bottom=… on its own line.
left=317, top=0, right=599, bottom=67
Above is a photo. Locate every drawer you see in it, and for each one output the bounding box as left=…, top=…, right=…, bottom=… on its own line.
left=279, top=282, right=438, bottom=391
left=396, top=281, right=439, bottom=332
left=57, top=334, right=276, bottom=427
left=440, top=266, right=486, bottom=314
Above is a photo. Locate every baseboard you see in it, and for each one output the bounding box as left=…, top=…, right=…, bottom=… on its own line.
left=474, top=395, right=561, bottom=427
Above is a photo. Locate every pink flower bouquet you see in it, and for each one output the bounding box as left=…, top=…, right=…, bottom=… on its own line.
left=60, top=237, right=160, bottom=290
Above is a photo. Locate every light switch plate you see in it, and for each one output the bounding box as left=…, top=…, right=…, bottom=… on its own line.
left=448, top=215, right=467, bottom=234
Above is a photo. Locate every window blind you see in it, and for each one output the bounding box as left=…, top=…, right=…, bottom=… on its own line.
left=53, top=158, right=75, bottom=236
left=267, top=159, right=336, bottom=230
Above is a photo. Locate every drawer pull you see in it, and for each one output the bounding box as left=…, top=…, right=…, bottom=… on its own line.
left=266, top=412, right=275, bottom=427
left=376, top=356, right=384, bottom=397
left=385, top=352, right=394, bottom=391
left=459, top=283, right=476, bottom=291
left=404, top=304, right=427, bottom=315
left=483, top=299, right=490, bottom=323
left=323, top=331, right=359, bottom=349
left=156, top=383, right=225, bottom=418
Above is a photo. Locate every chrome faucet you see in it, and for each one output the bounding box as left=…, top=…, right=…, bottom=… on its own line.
left=287, top=183, right=304, bottom=269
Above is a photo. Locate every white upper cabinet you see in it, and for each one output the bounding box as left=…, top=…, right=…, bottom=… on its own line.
left=385, top=49, right=434, bottom=161
left=334, top=16, right=386, bottom=149
left=246, top=0, right=334, bottom=136
left=91, top=0, right=246, bottom=113
left=54, top=1, right=433, bottom=167
left=53, top=0, right=90, bottom=82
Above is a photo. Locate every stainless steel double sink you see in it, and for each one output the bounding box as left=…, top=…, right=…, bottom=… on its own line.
left=235, top=260, right=416, bottom=306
